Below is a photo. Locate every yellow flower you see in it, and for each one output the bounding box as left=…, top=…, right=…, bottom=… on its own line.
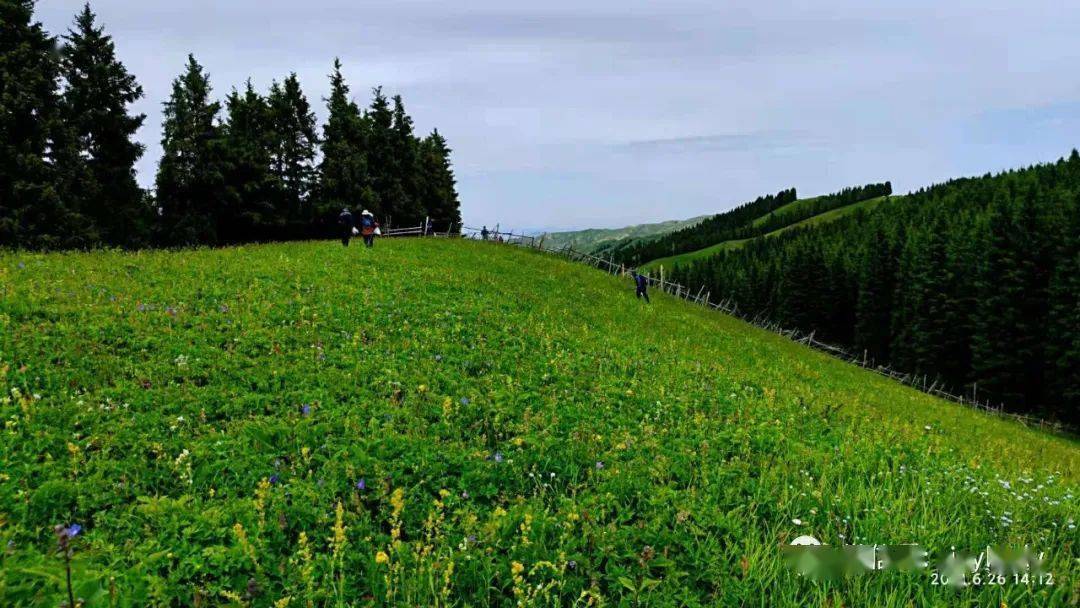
left=511, top=561, right=525, bottom=575
left=375, top=551, right=389, bottom=564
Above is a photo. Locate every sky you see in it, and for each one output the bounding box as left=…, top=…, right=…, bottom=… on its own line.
left=37, top=1, right=1080, bottom=233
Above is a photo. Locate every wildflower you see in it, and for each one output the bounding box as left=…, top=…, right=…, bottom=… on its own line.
left=511, top=561, right=525, bottom=575
left=375, top=550, right=389, bottom=564
left=269, top=474, right=280, bottom=484
left=17, top=262, right=25, bottom=269
left=356, top=478, right=366, bottom=491
left=595, top=461, right=604, bottom=470
left=792, top=518, right=803, bottom=525
left=461, top=491, right=470, bottom=499
left=301, top=404, right=311, bottom=416
left=136, top=303, right=147, bottom=312
left=219, top=304, right=229, bottom=313
left=460, top=397, right=470, bottom=405
left=435, top=355, right=443, bottom=362
left=64, top=524, right=82, bottom=538
left=568, top=560, right=577, bottom=570
left=493, top=452, right=504, bottom=463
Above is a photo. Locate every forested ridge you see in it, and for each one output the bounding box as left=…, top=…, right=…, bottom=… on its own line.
left=605, top=182, right=891, bottom=264
left=1, top=1, right=460, bottom=250
left=670, top=153, right=1080, bottom=424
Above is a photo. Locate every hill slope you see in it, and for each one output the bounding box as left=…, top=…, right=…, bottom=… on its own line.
left=1, top=239, right=1076, bottom=606
left=539, top=215, right=709, bottom=252
left=643, top=195, right=897, bottom=272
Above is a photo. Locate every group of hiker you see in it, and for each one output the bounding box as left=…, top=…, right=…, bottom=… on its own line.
left=337, top=208, right=379, bottom=248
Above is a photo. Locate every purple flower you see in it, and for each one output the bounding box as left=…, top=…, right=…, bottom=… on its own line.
left=568, top=560, right=577, bottom=570
left=17, top=262, right=25, bottom=269
left=269, top=474, right=280, bottom=484
left=136, top=303, right=147, bottom=312
left=467, top=534, right=477, bottom=543
left=355, top=478, right=366, bottom=491
left=301, top=404, right=312, bottom=416
left=65, top=524, right=82, bottom=538
left=493, top=452, right=504, bottom=463
left=460, top=490, right=470, bottom=499
left=460, top=397, right=470, bottom=406
left=595, top=461, right=604, bottom=470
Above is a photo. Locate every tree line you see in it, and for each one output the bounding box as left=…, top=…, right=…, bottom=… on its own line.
left=669, top=153, right=1080, bottom=424
left=1, top=1, right=461, bottom=250
left=751, top=182, right=892, bottom=235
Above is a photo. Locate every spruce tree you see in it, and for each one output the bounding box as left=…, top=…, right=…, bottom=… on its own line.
left=60, top=3, right=149, bottom=247
left=0, top=0, right=86, bottom=248
left=363, top=86, right=395, bottom=221
left=317, top=59, right=370, bottom=225
left=221, top=80, right=274, bottom=242
left=155, top=54, right=228, bottom=245
left=390, top=94, right=425, bottom=225
left=267, top=73, right=318, bottom=226
left=418, top=129, right=462, bottom=231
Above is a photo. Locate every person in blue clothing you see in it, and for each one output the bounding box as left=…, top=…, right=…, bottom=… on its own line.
left=631, top=270, right=650, bottom=303
left=359, top=210, right=379, bottom=247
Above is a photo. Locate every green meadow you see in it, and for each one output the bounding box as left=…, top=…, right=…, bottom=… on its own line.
left=1, top=239, right=1076, bottom=606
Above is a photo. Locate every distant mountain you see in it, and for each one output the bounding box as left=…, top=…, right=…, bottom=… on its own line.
left=539, top=216, right=710, bottom=253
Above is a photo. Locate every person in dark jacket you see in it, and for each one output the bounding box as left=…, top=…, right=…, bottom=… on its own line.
left=481, top=225, right=489, bottom=241
left=338, top=208, right=355, bottom=247
left=631, top=270, right=650, bottom=303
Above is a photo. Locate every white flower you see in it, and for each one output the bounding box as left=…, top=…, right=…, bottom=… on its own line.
left=792, top=518, right=803, bottom=525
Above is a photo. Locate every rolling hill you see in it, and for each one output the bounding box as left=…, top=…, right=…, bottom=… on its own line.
left=1, top=238, right=1076, bottom=606
left=538, top=215, right=710, bottom=252
left=642, top=195, right=898, bottom=272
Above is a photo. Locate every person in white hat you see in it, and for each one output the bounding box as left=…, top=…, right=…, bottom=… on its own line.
left=359, top=210, right=379, bottom=247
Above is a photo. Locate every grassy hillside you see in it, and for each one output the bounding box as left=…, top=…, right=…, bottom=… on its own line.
left=643, top=195, right=898, bottom=272
left=540, top=215, right=709, bottom=253
left=1, top=239, right=1076, bottom=607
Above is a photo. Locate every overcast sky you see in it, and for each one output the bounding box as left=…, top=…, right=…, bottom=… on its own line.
left=37, top=1, right=1080, bottom=232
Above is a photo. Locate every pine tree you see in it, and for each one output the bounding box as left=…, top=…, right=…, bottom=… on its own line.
left=0, top=0, right=87, bottom=248
left=363, top=86, right=395, bottom=221
left=418, top=129, right=462, bottom=231
left=155, top=54, right=228, bottom=245
left=60, top=3, right=149, bottom=247
left=390, top=94, right=425, bottom=226
left=854, top=223, right=898, bottom=361
left=221, top=80, right=274, bottom=242
left=267, top=73, right=318, bottom=225
left=317, top=59, right=370, bottom=226
left=971, top=185, right=1050, bottom=409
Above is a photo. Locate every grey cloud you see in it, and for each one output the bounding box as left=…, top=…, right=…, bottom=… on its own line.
left=36, top=0, right=1080, bottom=231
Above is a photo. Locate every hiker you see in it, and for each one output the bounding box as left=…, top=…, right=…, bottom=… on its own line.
left=360, top=210, right=379, bottom=248
left=425, top=217, right=434, bottom=235
left=481, top=225, right=489, bottom=241
left=631, top=270, right=650, bottom=303
left=338, top=208, right=355, bottom=247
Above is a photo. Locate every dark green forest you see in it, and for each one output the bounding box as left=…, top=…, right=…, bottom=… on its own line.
left=669, top=154, right=1080, bottom=424
left=1, top=1, right=461, bottom=249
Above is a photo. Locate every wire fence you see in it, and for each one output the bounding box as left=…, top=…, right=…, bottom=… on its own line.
left=392, top=224, right=1074, bottom=435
